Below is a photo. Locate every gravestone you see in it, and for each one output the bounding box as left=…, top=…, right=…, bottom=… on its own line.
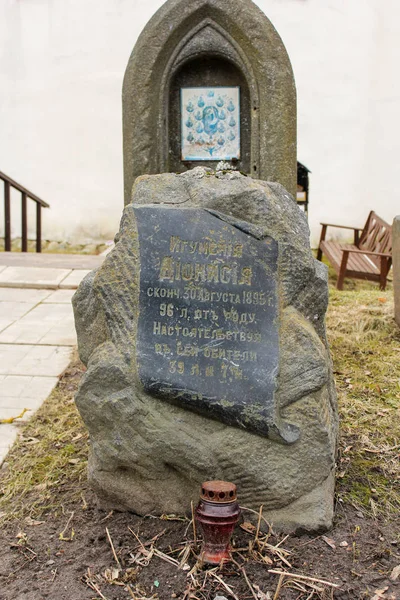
left=73, top=169, right=338, bottom=532
left=394, top=216, right=400, bottom=327
left=122, top=0, right=296, bottom=203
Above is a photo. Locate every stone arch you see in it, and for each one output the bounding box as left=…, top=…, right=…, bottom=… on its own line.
left=123, top=0, right=296, bottom=203
left=166, top=20, right=254, bottom=175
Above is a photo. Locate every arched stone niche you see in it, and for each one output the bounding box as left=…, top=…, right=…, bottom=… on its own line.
left=123, top=0, right=297, bottom=204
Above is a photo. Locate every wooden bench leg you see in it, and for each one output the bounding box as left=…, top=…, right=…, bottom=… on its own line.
left=379, top=257, right=389, bottom=290
left=337, top=250, right=349, bottom=290
left=317, top=225, right=327, bottom=261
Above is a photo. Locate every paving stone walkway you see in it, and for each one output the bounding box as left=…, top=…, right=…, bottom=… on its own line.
left=0, top=253, right=105, bottom=465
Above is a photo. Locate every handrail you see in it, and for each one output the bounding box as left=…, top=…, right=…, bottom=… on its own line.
left=0, top=170, right=50, bottom=252
left=0, top=171, right=49, bottom=208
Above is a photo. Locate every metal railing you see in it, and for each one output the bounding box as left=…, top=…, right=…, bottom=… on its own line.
left=0, top=170, right=49, bottom=252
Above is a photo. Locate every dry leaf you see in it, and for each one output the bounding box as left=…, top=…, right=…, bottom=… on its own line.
left=390, top=564, right=400, bottom=581
left=24, top=516, right=45, bottom=526
left=72, top=433, right=83, bottom=442
left=68, top=458, right=80, bottom=465
left=35, top=483, right=47, bottom=491
left=378, top=297, right=387, bottom=303
left=0, top=408, right=29, bottom=424
left=240, top=521, right=257, bottom=533
left=371, top=586, right=389, bottom=600
left=370, top=498, right=377, bottom=516
left=121, top=568, right=137, bottom=583
left=253, top=585, right=272, bottom=600
left=321, top=535, right=336, bottom=550
left=23, top=437, right=40, bottom=445
left=104, top=567, right=120, bottom=582
left=16, top=531, right=28, bottom=545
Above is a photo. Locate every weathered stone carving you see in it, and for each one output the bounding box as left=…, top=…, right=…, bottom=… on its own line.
left=123, top=0, right=296, bottom=201
left=73, top=169, right=338, bottom=532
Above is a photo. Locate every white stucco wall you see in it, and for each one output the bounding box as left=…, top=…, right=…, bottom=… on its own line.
left=0, top=0, right=399, bottom=245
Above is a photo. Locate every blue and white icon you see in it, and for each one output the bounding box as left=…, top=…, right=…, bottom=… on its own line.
left=181, top=87, right=240, bottom=160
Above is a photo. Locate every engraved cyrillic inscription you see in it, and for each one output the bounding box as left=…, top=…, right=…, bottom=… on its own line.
left=135, top=206, right=298, bottom=443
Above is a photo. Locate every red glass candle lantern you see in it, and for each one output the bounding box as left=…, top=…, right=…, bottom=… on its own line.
left=195, top=480, right=241, bottom=565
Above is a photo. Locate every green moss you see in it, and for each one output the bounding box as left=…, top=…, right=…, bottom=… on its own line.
left=219, top=399, right=234, bottom=408
left=241, top=403, right=265, bottom=425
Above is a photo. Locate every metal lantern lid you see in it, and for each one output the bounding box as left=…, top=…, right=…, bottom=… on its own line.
left=200, top=480, right=237, bottom=503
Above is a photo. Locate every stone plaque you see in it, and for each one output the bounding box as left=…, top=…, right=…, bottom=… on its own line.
left=181, top=87, right=240, bottom=161
left=135, top=206, right=299, bottom=443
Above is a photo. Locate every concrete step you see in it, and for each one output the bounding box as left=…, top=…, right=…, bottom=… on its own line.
left=0, top=253, right=105, bottom=290
left=0, top=251, right=104, bottom=269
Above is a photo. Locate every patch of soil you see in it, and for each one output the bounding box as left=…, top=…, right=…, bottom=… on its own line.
left=0, top=490, right=399, bottom=600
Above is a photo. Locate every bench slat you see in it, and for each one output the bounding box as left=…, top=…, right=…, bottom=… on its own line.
left=320, top=241, right=379, bottom=274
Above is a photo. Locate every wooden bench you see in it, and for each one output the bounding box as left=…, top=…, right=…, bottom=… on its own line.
left=317, top=211, right=392, bottom=290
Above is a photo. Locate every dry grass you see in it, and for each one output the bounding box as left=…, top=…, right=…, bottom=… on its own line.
left=0, top=353, right=88, bottom=525
left=328, top=285, right=400, bottom=515
left=0, top=238, right=108, bottom=254
left=0, top=280, right=399, bottom=525
left=81, top=513, right=338, bottom=600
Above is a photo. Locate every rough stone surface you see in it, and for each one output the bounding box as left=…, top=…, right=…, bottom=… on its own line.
left=123, top=0, right=296, bottom=203
left=394, top=216, right=400, bottom=327
left=73, top=169, right=337, bottom=532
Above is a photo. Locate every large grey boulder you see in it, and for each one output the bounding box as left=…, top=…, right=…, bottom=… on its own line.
left=73, top=168, right=338, bottom=532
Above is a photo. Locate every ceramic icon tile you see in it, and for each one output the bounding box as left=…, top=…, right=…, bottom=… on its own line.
left=181, top=87, right=240, bottom=161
